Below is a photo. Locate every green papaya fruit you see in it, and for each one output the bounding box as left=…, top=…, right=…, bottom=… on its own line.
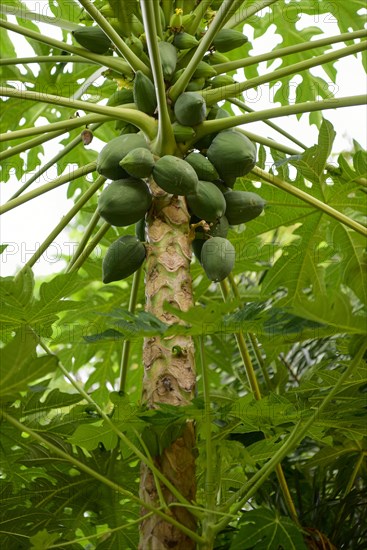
left=96, top=133, right=149, bottom=180
left=97, top=178, right=152, bottom=227
left=107, top=88, right=134, bottom=107
left=171, top=68, right=185, bottom=84
left=133, top=70, right=157, bottom=116
left=192, top=238, right=204, bottom=263
left=172, top=122, right=196, bottom=143
left=212, top=29, right=248, bottom=53
left=209, top=75, right=235, bottom=88
left=224, top=190, right=265, bottom=225
left=135, top=217, right=146, bottom=242
left=102, top=235, right=146, bottom=283
left=158, top=41, right=177, bottom=79
left=173, top=32, right=199, bottom=50
left=72, top=26, right=112, bottom=54
left=185, top=152, right=219, bottom=182
left=186, top=77, right=206, bottom=91
left=174, top=92, right=206, bottom=126
left=170, top=8, right=183, bottom=31
left=207, top=131, right=256, bottom=185
left=201, top=236, right=235, bottom=282
left=205, top=51, right=230, bottom=65
left=119, top=147, right=155, bottom=178
left=207, top=105, right=231, bottom=120
left=153, top=155, right=198, bottom=195
left=186, top=180, right=226, bottom=222
left=193, top=60, right=217, bottom=79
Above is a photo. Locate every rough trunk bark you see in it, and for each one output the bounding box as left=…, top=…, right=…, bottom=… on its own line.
left=139, top=183, right=197, bottom=549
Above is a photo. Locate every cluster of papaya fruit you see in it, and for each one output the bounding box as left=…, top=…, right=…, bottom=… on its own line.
left=74, top=2, right=265, bottom=284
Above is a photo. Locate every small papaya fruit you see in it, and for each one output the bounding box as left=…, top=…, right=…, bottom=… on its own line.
left=135, top=217, right=146, bottom=242
left=209, top=75, right=235, bottom=88
left=201, top=236, right=235, bottom=282
left=158, top=41, right=177, bottom=80
left=193, top=61, right=217, bottom=79
left=224, top=190, right=265, bottom=225
left=102, top=235, right=146, bottom=283
left=205, top=51, right=230, bottom=65
left=98, top=178, right=152, bottom=227
left=119, top=147, right=155, bottom=178
left=107, top=88, right=134, bottom=107
left=185, top=152, right=219, bottom=182
left=186, top=77, right=206, bottom=91
left=207, top=131, right=256, bottom=185
left=97, top=134, right=149, bottom=180
left=173, top=32, right=199, bottom=50
left=212, top=29, right=248, bottom=53
left=186, top=180, right=226, bottom=222
left=153, top=155, right=198, bottom=195
left=72, top=26, right=111, bottom=54
left=174, top=92, right=206, bottom=126
left=133, top=71, right=157, bottom=116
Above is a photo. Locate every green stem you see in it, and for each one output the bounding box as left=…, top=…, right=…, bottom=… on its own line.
left=169, top=0, right=238, bottom=101
left=198, top=336, right=216, bottom=514
left=118, top=266, right=143, bottom=393
left=0, top=114, right=111, bottom=142
left=193, top=95, right=367, bottom=142
left=214, top=340, right=367, bottom=533
left=185, top=0, right=213, bottom=36
left=140, top=0, right=175, bottom=155
left=253, top=166, right=367, bottom=237
left=0, top=87, right=157, bottom=139
left=229, top=98, right=307, bottom=150
left=201, top=41, right=367, bottom=106
left=1, top=411, right=203, bottom=543
left=161, top=0, right=173, bottom=28
left=67, top=221, right=111, bottom=274
left=15, top=176, right=105, bottom=276
left=78, top=0, right=150, bottom=75
left=0, top=55, right=94, bottom=65
left=0, top=19, right=134, bottom=75
left=343, top=450, right=365, bottom=498
left=0, top=129, right=66, bottom=162
left=8, top=122, right=105, bottom=201
left=219, top=29, right=367, bottom=71
left=153, top=0, right=164, bottom=40
left=36, top=338, right=204, bottom=521
left=224, top=0, right=279, bottom=29
left=0, top=4, right=79, bottom=31
left=222, top=276, right=299, bottom=524
left=66, top=209, right=101, bottom=270
left=1, top=162, right=96, bottom=215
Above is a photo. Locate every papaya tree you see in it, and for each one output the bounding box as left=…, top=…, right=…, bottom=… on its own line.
left=1, top=0, right=366, bottom=548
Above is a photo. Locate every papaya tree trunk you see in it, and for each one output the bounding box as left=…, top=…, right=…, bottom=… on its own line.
left=139, top=183, right=197, bottom=549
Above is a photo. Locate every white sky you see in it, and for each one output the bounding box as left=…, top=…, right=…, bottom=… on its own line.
left=1, top=6, right=366, bottom=277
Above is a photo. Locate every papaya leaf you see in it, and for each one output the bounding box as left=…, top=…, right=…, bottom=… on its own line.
left=230, top=507, right=307, bottom=549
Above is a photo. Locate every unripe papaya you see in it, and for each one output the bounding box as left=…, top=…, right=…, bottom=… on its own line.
left=133, top=71, right=157, bottom=116
left=153, top=155, right=198, bottom=195
left=224, top=190, right=265, bottom=225
left=102, top=235, right=146, bottom=283
left=97, top=178, right=152, bottom=227
left=170, top=8, right=183, bottom=31
left=135, top=217, right=146, bottom=242
left=207, top=105, right=230, bottom=120
left=207, top=131, right=256, bottom=185
left=186, top=180, right=226, bottom=222
left=185, top=152, right=219, bottom=182
left=119, top=147, right=155, bottom=178
left=186, top=77, right=206, bottom=91
left=209, top=75, right=235, bottom=88
left=158, top=41, right=177, bottom=80
left=205, top=51, right=230, bottom=65
left=212, top=29, right=248, bottom=53
left=107, top=88, right=134, bottom=107
left=193, top=61, right=217, bottom=79
left=201, top=237, right=235, bottom=282
left=172, top=122, right=196, bottom=143
left=174, top=92, right=206, bottom=126
left=173, top=32, right=199, bottom=50
left=72, top=26, right=111, bottom=54
left=97, top=134, right=149, bottom=180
